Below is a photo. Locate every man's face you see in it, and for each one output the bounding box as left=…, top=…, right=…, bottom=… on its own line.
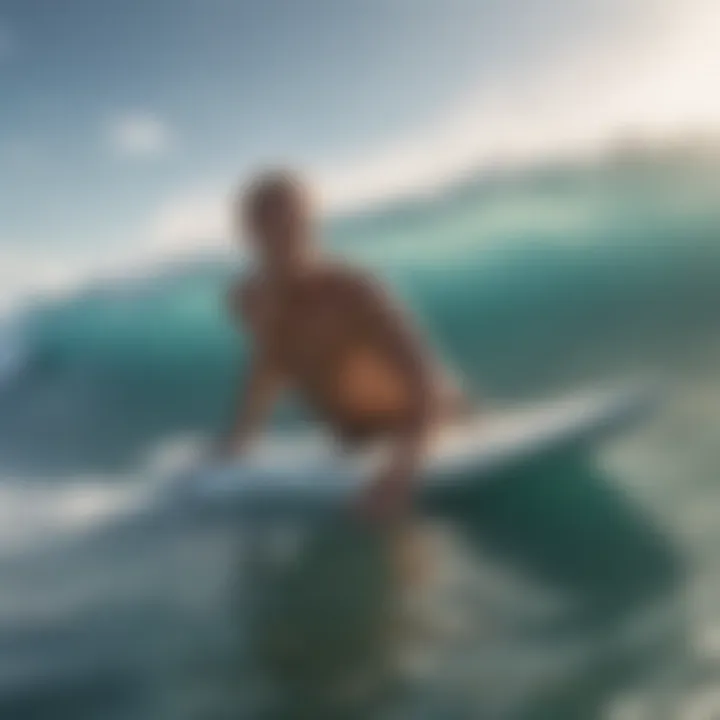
left=243, top=183, right=314, bottom=270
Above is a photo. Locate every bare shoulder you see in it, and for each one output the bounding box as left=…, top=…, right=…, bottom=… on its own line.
left=314, top=262, right=389, bottom=305
left=227, top=272, right=265, bottom=325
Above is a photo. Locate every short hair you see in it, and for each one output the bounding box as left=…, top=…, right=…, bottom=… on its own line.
left=240, top=168, right=308, bottom=224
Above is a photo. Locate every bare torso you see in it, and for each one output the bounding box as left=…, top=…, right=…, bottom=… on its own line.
left=236, top=265, right=462, bottom=443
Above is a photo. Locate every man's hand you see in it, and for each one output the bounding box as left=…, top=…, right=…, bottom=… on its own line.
left=217, top=277, right=284, bottom=465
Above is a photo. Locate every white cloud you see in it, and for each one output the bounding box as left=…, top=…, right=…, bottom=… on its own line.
left=105, top=111, right=174, bottom=158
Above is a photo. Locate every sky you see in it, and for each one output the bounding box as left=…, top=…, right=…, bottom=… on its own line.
left=0, top=0, right=719, bottom=306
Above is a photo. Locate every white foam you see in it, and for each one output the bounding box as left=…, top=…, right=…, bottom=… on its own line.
left=0, top=479, right=147, bottom=557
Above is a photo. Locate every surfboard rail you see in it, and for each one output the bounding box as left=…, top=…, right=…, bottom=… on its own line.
left=174, top=386, right=656, bottom=518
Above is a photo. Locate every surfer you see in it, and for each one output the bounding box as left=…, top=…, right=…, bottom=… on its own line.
left=218, top=169, right=466, bottom=522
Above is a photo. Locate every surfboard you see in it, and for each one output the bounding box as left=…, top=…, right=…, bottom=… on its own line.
left=176, top=386, right=654, bottom=519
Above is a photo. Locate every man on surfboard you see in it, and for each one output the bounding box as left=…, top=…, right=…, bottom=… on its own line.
left=219, top=170, right=465, bottom=521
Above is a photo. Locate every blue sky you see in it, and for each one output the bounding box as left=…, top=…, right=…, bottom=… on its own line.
left=0, top=0, right=718, bottom=305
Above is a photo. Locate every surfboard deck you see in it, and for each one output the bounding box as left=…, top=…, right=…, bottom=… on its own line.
left=176, top=386, right=654, bottom=518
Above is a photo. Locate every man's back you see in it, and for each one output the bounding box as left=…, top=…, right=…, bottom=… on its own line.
left=223, top=169, right=466, bottom=519
left=234, top=263, right=453, bottom=443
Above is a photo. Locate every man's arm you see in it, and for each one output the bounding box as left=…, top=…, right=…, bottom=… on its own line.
left=349, top=273, right=436, bottom=520
left=217, top=281, right=284, bottom=456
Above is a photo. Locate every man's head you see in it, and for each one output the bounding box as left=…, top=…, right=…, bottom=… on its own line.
left=238, top=169, right=316, bottom=272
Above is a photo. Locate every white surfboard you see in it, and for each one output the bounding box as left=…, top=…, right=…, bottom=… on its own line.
left=176, top=387, right=653, bottom=518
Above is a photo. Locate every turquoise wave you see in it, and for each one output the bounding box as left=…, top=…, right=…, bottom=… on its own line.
left=1, top=154, right=719, bottom=474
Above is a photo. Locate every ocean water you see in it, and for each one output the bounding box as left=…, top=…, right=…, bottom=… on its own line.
left=0, top=152, right=718, bottom=718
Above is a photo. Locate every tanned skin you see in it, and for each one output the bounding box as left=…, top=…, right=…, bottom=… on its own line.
left=218, top=171, right=465, bottom=522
